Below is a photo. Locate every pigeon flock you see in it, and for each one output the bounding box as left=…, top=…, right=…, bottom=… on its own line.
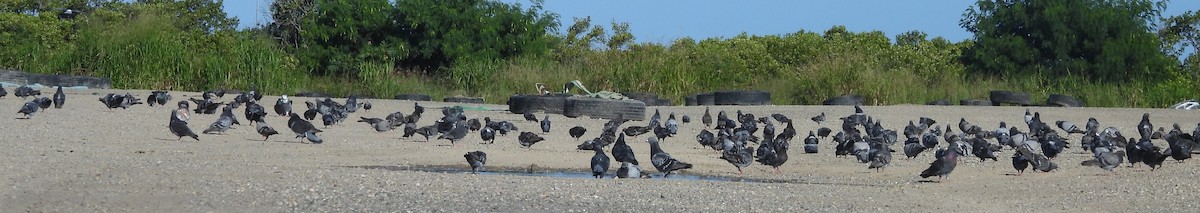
left=11, top=85, right=1200, bottom=182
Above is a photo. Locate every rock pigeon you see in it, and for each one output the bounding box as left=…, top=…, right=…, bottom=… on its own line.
left=720, top=144, right=754, bottom=175
left=288, top=112, right=323, bottom=144
left=415, top=125, right=438, bottom=141
left=756, top=138, right=790, bottom=174
left=591, top=144, right=610, bottom=178
left=245, top=101, right=267, bottom=124
left=903, top=139, right=926, bottom=159
left=816, top=127, right=831, bottom=139
left=480, top=126, right=496, bottom=144
left=804, top=131, right=820, bottom=154
left=1056, top=120, right=1085, bottom=135
left=362, top=100, right=372, bottom=111
left=612, top=134, right=638, bottom=165
left=970, top=136, right=999, bottom=162
left=256, top=122, right=279, bottom=141
left=867, top=142, right=892, bottom=171
left=1138, top=113, right=1153, bottom=140
left=569, top=126, right=586, bottom=141
left=0, top=86, right=6, bottom=98
left=811, top=112, right=825, bottom=125
left=151, top=91, right=171, bottom=107
left=168, top=110, right=199, bottom=141
left=202, top=106, right=237, bottom=134
left=34, top=97, right=51, bottom=110
left=1081, top=147, right=1124, bottom=173
left=438, top=123, right=469, bottom=146
left=14, top=86, right=38, bottom=99
left=622, top=125, right=652, bottom=137
left=274, top=96, right=292, bottom=116
left=647, top=137, right=693, bottom=178
left=464, top=151, right=487, bottom=173
left=681, top=115, right=691, bottom=123
left=174, top=101, right=191, bottom=122
left=1166, top=133, right=1196, bottom=162
left=702, top=107, right=713, bottom=128
left=52, top=86, right=65, bottom=109
left=466, top=118, right=482, bottom=131
left=540, top=115, right=551, bottom=133
left=616, top=162, right=648, bottom=179
left=17, top=100, right=38, bottom=118
left=523, top=111, right=538, bottom=123
left=518, top=132, right=545, bottom=148
left=1012, top=152, right=1030, bottom=175
left=919, top=147, right=959, bottom=180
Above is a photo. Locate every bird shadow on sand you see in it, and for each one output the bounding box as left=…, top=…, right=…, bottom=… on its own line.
left=915, top=180, right=944, bottom=184
left=14, top=117, right=30, bottom=120
left=154, top=137, right=194, bottom=142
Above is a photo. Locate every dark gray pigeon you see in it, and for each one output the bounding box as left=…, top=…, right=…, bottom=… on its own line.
left=34, top=97, right=51, bottom=110
left=17, top=100, right=38, bottom=118
left=415, top=125, right=438, bottom=141
left=256, top=122, right=279, bottom=141
left=52, top=86, right=65, bottom=109
left=1012, top=152, right=1030, bottom=175
left=681, top=115, right=691, bottom=123
left=169, top=110, right=199, bottom=141
left=811, top=112, right=825, bottom=125
left=523, top=111, right=538, bottom=123
left=867, top=142, right=892, bottom=171
left=288, top=112, right=323, bottom=144
left=274, top=96, right=291, bottom=116
left=1081, top=147, right=1124, bottom=173
left=467, top=118, right=481, bottom=131
left=245, top=101, right=267, bottom=124
left=648, top=137, right=693, bottom=178
left=464, top=151, right=487, bottom=173
left=362, top=101, right=372, bottom=111
left=1138, top=113, right=1153, bottom=140
left=720, top=144, right=754, bottom=175
left=0, top=86, right=6, bottom=98
left=14, top=86, right=38, bottom=99
left=437, top=123, right=469, bottom=146
left=919, top=147, right=960, bottom=180
left=518, top=132, right=545, bottom=148
left=702, top=107, right=712, bottom=127
left=591, top=143, right=610, bottom=178
left=540, top=115, right=551, bottom=133
left=612, top=134, right=638, bottom=165
left=569, top=126, right=587, bottom=141
left=480, top=126, right=496, bottom=144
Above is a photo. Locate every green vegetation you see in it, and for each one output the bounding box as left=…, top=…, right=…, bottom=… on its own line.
left=0, top=0, right=1197, bottom=107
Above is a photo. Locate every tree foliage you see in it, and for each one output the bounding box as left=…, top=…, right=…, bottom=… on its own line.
left=960, top=0, right=1174, bottom=82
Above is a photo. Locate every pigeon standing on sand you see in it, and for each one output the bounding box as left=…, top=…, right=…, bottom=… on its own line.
left=540, top=115, right=551, bottom=133
left=245, top=100, right=267, bottom=124
left=811, top=112, right=825, bottom=125
left=256, top=122, right=279, bottom=141
left=0, top=87, right=6, bottom=98
left=612, top=134, right=638, bottom=165
left=919, top=147, right=960, bottom=180
left=437, top=123, right=469, bottom=146
left=1138, top=113, right=1153, bottom=140
left=17, top=101, right=38, bottom=118
left=52, top=86, right=65, bottom=109
left=1012, top=152, right=1030, bottom=175
left=274, top=96, right=292, bottom=116
left=1056, top=121, right=1085, bottom=135
left=518, top=132, right=545, bottom=148
left=14, top=85, right=38, bottom=99
left=702, top=107, right=713, bottom=127
left=523, top=112, right=538, bottom=123
left=288, top=112, right=323, bottom=144
left=868, top=142, right=892, bottom=171
left=681, top=115, right=691, bottom=124
left=480, top=126, right=496, bottom=144
left=202, top=106, right=237, bottom=134
left=591, top=143, right=611, bottom=178
left=168, top=110, right=199, bottom=141
left=616, top=162, right=647, bottom=178
left=647, top=137, right=693, bottom=178
left=34, top=97, right=51, bottom=110
left=464, top=151, right=487, bottom=174
left=1081, top=147, right=1124, bottom=174
left=720, top=144, right=754, bottom=175
left=362, top=100, right=372, bottom=111
left=569, top=126, right=586, bottom=141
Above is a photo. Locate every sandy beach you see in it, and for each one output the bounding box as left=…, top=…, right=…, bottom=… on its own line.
left=3, top=89, right=1200, bottom=212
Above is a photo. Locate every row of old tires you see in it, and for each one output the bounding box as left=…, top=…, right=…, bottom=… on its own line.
left=683, top=90, right=772, bottom=106
left=293, top=92, right=487, bottom=104
left=508, top=94, right=646, bottom=121
left=820, top=91, right=1083, bottom=107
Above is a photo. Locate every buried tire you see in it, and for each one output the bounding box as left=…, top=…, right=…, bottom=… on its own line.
left=1045, top=94, right=1083, bottom=107
left=684, top=95, right=697, bottom=106
left=563, top=97, right=646, bottom=121
left=823, top=95, right=863, bottom=105
left=696, top=93, right=716, bottom=106
left=507, top=94, right=570, bottom=114
left=960, top=99, right=992, bottom=106
left=714, top=90, right=771, bottom=105
left=394, top=93, right=432, bottom=101
left=926, top=99, right=952, bottom=106
left=989, top=90, right=1031, bottom=106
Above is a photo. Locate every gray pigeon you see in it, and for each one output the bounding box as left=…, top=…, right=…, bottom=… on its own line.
left=256, top=122, right=279, bottom=141
left=288, top=112, right=323, bottom=144
left=168, top=110, right=199, bottom=141
left=1081, top=147, right=1124, bottom=173
left=720, top=144, right=754, bottom=175
left=437, top=123, right=469, bottom=146
left=569, top=126, right=587, bottom=141
left=919, top=147, right=960, bottom=180
left=17, top=100, right=38, bottom=118
left=52, top=86, right=65, bottom=109
left=480, top=126, right=496, bottom=144
left=0, top=86, right=6, bottom=98
left=362, top=101, right=372, bottom=111
left=702, top=107, right=713, bottom=127
left=1056, top=120, right=1085, bottom=135
left=616, top=162, right=647, bottom=179
left=14, top=86, right=38, bottom=99
left=464, top=151, right=487, bottom=174
left=811, top=112, right=825, bottom=125
left=518, top=132, right=545, bottom=148
left=202, top=106, right=237, bottom=134
left=591, top=143, right=610, bottom=178
left=648, top=137, right=693, bottom=178
left=34, top=97, right=52, bottom=110
left=867, top=142, right=892, bottom=171
left=540, top=115, right=551, bottom=133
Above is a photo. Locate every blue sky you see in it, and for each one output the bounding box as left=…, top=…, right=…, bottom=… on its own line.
left=225, top=1, right=1199, bottom=43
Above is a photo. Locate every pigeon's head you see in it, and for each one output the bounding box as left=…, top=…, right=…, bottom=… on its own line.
left=177, top=101, right=189, bottom=109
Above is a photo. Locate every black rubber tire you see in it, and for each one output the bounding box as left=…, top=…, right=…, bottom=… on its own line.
left=926, top=99, right=952, bottom=106
left=1045, top=94, right=1083, bottom=107
left=444, top=97, right=485, bottom=104
left=989, top=90, right=1031, bottom=106
left=563, top=97, right=646, bottom=121
left=714, top=90, right=771, bottom=105
left=823, top=95, right=863, bottom=105
left=696, top=93, right=716, bottom=106
left=654, top=98, right=672, bottom=106
left=684, top=95, right=697, bottom=106
left=394, top=94, right=432, bottom=101
left=0, top=69, right=113, bottom=89
left=959, top=99, right=992, bottom=106
left=623, top=92, right=670, bottom=106
left=508, top=94, right=570, bottom=114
